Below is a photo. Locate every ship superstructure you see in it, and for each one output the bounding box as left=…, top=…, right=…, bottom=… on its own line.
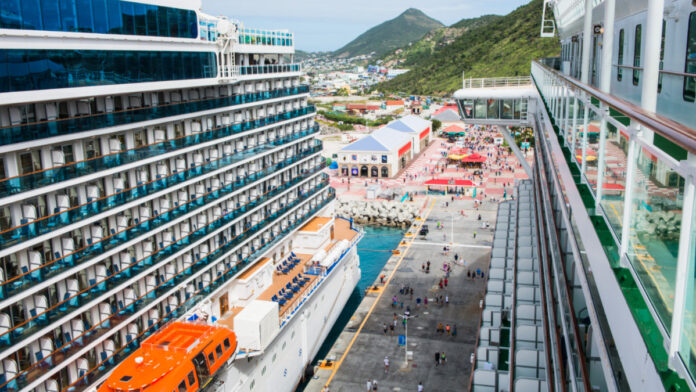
left=0, top=1, right=345, bottom=391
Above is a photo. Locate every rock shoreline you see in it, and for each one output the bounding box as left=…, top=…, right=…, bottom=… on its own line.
left=336, top=200, right=419, bottom=228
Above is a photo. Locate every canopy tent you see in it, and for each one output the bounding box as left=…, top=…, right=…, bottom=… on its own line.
left=329, top=161, right=339, bottom=169
left=461, top=153, right=487, bottom=163
left=448, top=153, right=467, bottom=160
left=441, top=125, right=466, bottom=136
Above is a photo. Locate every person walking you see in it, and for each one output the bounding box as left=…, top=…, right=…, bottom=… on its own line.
left=446, top=324, right=451, bottom=335
left=418, top=382, right=424, bottom=392
left=423, top=296, right=428, bottom=307
left=383, top=323, right=388, bottom=335
left=434, top=351, right=440, bottom=366
left=445, top=295, right=449, bottom=306
left=366, top=380, right=372, bottom=391
left=452, top=324, right=457, bottom=337
left=416, top=297, right=421, bottom=308
left=440, top=351, right=446, bottom=365
left=444, top=278, right=448, bottom=287
left=389, top=321, right=395, bottom=335
left=373, top=379, right=378, bottom=391
left=384, top=356, right=390, bottom=373
left=473, top=231, right=477, bottom=239
left=437, top=322, right=444, bottom=334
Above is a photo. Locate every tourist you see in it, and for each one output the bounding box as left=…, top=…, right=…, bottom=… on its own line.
left=384, top=356, right=390, bottom=373
left=366, top=380, right=372, bottom=391
left=434, top=351, right=441, bottom=366
left=392, top=296, right=398, bottom=307
left=416, top=297, right=421, bottom=308
left=438, top=279, right=443, bottom=290
left=389, top=321, right=395, bottom=335
left=473, top=231, right=477, bottom=239
left=467, top=270, right=471, bottom=279
left=446, top=324, right=451, bottom=335
left=445, top=295, right=449, bottom=305
left=440, top=352, right=447, bottom=365
left=373, top=379, right=378, bottom=391
left=421, top=263, right=425, bottom=273
left=437, top=322, right=444, bottom=334
left=383, top=323, right=388, bottom=335
left=439, top=295, right=444, bottom=306
left=410, top=287, right=414, bottom=299
left=454, top=253, right=458, bottom=262
left=452, top=324, right=457, bottom=337
left=444, top=278, right=448, bottom=287
left=418, top=381, right=424, bottom=392
left=424, top=296, right=428, bottom=307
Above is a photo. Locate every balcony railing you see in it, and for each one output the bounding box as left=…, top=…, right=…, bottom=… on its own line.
left=0, top=138, right=322, bottom=303
left=62, top=191, right=334, bottom=392
left=0, top=167, right=326, bottom=363
left=0, top=85, right=309, bottom=146
left=462, top=76, right=532, bottom=89
left=0, top=183, right=333, bottom=392
left=532, top=59, right=695, bottom=390
left=0, top=120, right=318, bottom=251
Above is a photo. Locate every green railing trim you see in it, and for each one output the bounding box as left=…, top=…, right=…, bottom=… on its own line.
left=533, top=80, right=690, bottom=391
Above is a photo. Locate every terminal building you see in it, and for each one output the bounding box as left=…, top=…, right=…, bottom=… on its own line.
left=459, top=0, right=696, bottom=391
left=336, top=115, right=432, bottom=178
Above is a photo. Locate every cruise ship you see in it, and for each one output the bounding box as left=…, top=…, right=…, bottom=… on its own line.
left=455, top=0, right=696, bottom=391
left=0, top=1, right=361, bottom=391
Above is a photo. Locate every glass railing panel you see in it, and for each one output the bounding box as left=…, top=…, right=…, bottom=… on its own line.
left=626, top=145, right=684, bottom=330
left=678, top=194, right=696, bottom=379
left=239, top=64, right=300, bottom=76
left=0, top=86, right=309, bottom=146
left=0, top=105, right=315, bottom=197
left=582, top=107, right=602, bottom=192
left=0, top=143, right=322, bottom=306
left=0, top=184, right=333, bottom=392
left=597, top=122, right=630, bottom=237
left=0, top=123, right=319, bottom=250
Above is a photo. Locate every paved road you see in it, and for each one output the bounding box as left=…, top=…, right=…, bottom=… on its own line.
left=304, top=196, right=498, bottom=392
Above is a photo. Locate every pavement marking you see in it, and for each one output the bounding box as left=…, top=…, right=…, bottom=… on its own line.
left=411, top=241, right=491, bottom=249
left=324, top=198, right=436, bottom=387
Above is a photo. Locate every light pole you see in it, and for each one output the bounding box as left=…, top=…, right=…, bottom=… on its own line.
left=400, top=313, right=417, bottom=367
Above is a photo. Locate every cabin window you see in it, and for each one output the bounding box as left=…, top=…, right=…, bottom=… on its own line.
left=224, top=338, right=231, bottom=350
left=617, top=29, right=624, bottom=81
left=633, top=24, right=642, bottom=86
left=178, top=381, right=187, bottom=392
left=188, top=371, right=196, bottom=386
left=208, top=352, right=215, bottom=365
left=193, top=352, right=210, bottom=378
left=215, top=344, right=223, bottom=358
left=684, top=12, right=696, bottom=102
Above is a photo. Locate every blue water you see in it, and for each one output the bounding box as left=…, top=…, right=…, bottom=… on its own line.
left=295, top=225, right=404, bottom=390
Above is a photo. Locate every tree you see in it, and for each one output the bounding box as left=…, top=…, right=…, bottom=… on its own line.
left=432, top=119, right=442, bottom=133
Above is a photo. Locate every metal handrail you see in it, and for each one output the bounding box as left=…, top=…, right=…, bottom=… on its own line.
left=532, top=60, right=696, bottom=154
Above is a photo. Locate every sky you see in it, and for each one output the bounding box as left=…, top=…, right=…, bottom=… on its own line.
left=202, top=0, right=530, bottom=52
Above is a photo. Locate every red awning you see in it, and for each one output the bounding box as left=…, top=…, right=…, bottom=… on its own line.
left=424, top=179, right=475, bottom=187
left=602, top=183, right=625, bottom=190
left=461, top=153, right=486, bottom=163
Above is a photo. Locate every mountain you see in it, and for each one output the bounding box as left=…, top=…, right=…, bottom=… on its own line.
left=375, top=0, right=559, bottom=95
left=379, top=14, right=503, bottom=68
left=333, top=8, right=444, bottom=59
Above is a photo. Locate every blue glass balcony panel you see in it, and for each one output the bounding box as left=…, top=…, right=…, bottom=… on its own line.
left=0, top=104, right=315, bottom=197
left=0, top=122, right=319, bottom=250
left=0, top=141, right=323, bottom=302
left=0, top=85, right=309, bottom=146
left=0, top=185, right=334, bottom=392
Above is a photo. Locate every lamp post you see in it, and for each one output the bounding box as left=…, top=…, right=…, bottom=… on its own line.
left=400, top=313, right=418, bottom=367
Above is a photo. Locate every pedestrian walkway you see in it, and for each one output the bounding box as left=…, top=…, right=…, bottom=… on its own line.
left=304, top=197, right=495, bottom=392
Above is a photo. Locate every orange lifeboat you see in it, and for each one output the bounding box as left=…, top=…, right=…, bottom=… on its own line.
left=98, top=322, right=237, bottom=392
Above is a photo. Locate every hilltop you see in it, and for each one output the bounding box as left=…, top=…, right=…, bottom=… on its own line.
left=333, top=8, right=443, bottom=59
left=376, top=0, right=559, bottom=95
left=379, top=14, right=502, bottom=68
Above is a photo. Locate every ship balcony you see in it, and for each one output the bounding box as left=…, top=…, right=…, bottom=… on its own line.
left=0, top=85, right=309, bottom=147
left=0, top=146, right=324, bottom=308
left=0, top=123, right=320, bottom=252
left=4, top=185, right=335, bottom=392
left=0, top=105, right=315, bottom=198
left=0, top=173, right=328, bottom=357
left=219, top=64, right=302, bottom=81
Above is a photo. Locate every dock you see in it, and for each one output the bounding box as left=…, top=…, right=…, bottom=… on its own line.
left=304, top=196, right=498, bottom=392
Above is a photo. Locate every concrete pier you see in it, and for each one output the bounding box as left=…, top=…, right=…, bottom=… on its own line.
left=304, top=195, right=498, bottom=392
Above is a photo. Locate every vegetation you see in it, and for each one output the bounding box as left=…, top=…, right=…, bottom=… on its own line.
left=318, top=110, right=394, bottom=127
left=432, top=119, right=442, bottom=133
left=375, top=0, right=559, bottom=95
left=333, top=8, right=443, bottom=59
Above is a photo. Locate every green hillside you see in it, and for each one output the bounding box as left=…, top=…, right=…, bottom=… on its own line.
left=334, top=8, right=443, bottom=59
left=379, top=14, right=502, bottom=68
left=376, top=0, right=559, bottom=95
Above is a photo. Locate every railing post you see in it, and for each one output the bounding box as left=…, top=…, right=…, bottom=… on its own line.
left=563, top=87, right=571, bottom=140
left=669, top=154, right=696, bottom=367
left=595, top=104, right=609, bottom=208
left=581, top=102, right=590, bottom=174
left=571, top=97, right=579, bottom=151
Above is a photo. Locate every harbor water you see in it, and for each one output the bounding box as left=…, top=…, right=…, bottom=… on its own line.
left=295, top=225, right=404, bottom=391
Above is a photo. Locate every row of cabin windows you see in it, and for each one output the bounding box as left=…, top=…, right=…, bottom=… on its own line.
left=616, top=12, right=696, bottom=101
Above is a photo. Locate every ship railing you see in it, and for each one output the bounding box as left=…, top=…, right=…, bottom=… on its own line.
left=221, top=64, right=302, bottom=80
left=462, top=76, right=532, bottom=89
left=532, top=58, right=696, bottom=388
